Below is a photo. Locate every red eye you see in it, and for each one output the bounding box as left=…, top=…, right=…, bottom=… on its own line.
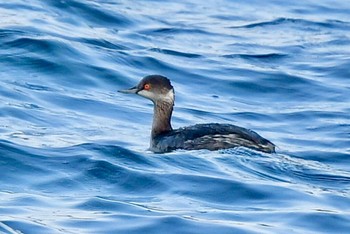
left=144, top=83, right=151, bottom=90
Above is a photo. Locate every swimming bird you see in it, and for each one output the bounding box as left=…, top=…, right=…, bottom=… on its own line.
left=119, top=75, right=275, bottom=153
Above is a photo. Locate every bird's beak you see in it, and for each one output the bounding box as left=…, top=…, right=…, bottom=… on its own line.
left=118, top=86, right=139, bottom=94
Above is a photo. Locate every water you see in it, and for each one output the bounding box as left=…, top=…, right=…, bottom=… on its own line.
left=1, top=0, right=350, bottom=233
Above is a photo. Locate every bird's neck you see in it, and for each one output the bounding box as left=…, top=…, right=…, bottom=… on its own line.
left=151, top=99, right=174, bottom=138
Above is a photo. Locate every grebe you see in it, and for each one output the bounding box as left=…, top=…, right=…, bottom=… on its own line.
left=119, top=75, right=275, bottom=153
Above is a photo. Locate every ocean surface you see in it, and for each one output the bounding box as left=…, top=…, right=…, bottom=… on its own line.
left=1, top=0, right=350, bottom=233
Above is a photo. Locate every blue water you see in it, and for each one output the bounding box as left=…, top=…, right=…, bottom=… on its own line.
left=1, top=0, right=350, bottom=233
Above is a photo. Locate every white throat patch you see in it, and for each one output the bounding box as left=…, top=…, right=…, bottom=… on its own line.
left=162, top=89, right=174, bottom=103
left=138, top=88, right=174, bottom=103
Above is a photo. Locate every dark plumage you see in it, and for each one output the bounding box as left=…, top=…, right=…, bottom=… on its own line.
left=119, top=75, right=275, bottom=153
left=153, top=123, right=275, bottom=153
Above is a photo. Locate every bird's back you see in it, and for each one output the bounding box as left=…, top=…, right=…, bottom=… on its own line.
left=151, top=123, right=275, bottom=153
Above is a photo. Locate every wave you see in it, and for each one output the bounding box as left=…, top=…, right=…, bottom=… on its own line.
left=230, top=17, right=350, bottom=30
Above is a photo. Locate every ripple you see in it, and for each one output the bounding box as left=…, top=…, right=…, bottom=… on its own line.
left=223, top=53, right=288, bottom=61
left=47, top=0, right=134, bottom=27
left=149, top=48, right=202, bottom=58
left=140, top=27, right=210, bottom=35
left=1, top=0, right=350, bottom=233
left=230, top=17, right=350, bottom=30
